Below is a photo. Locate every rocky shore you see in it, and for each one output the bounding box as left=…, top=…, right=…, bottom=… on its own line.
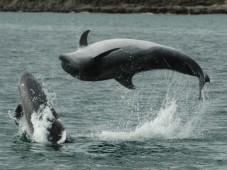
left=0, top=0, right=227, bottom=14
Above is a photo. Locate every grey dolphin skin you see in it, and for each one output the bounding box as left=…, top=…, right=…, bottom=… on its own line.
left=59, top=30, right=210, bottom=98
left=14, top=71, right=66, bottom=144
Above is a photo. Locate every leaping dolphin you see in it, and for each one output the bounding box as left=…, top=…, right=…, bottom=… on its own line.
left=59, top=30, right=210, bottom=98
left=14, top=71, right=66, bottom=144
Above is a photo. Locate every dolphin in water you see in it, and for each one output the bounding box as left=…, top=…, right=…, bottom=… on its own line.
left=59, top=30, right=210, bottom=98
left=14, top=71, right=66, bottom=144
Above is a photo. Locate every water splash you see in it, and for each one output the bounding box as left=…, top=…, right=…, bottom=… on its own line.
left=96, top=98, right=208, bottom=141
left=97, top=99, right=178, bottom=141
left=10, top=105, right=66, bottom=144
left=31, top=106, right=54, bottom=144
left=9, top=82, right=66, bottom=144
left=94, top=72, right=209, bottom=141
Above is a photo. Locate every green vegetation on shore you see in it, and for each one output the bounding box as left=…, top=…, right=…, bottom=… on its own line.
left=0, top=0, right=227, bottom=14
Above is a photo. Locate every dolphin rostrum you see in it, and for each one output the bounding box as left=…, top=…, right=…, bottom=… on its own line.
left=59, top=30, right=210, bottom=98
left=14, top=71, right=66, bottom=144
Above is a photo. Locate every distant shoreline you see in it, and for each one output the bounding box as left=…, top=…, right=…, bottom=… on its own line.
left=1, top=1, right=227, bottom=14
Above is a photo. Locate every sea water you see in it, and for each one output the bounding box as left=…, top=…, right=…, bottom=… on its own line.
left=0, top=12, right=227, bottom=169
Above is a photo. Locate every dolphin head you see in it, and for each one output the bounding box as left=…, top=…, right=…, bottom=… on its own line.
left=59, top=50, right=92, bottom=80
left=19, top=71, right=47, bottom=113
left=59, top=54, right=81, bottom=78
left=59, top=29, right=93, bottom=79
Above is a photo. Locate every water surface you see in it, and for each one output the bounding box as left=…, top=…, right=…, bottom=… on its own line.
left=0, top=12, right=227, bottom=169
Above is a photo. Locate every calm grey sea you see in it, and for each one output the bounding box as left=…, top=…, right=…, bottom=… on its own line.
left=0, top=12, right=227, bottom=169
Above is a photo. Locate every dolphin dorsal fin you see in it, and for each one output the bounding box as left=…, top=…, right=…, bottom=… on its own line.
left=79, top=30, right=90, bottom=47
left=115, top=74, right=135, bottom=89
left=94, top=48, right=120, bottom=61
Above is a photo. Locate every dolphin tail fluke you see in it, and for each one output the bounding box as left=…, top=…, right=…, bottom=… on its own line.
left=199, top=72, right=210, bottom=99
left=205, top=73, right=210, bottom=83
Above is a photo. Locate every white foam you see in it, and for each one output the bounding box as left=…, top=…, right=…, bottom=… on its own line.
left=97, top=98, right=207, bottom=141
left=97, top=100, right=181, bottom=141
left=31, top=106, right=54, bottom=144
left=31, top=106, right=66, bottom=144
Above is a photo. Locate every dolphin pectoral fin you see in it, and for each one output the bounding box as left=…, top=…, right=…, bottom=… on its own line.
left=94, top=48, right=121, bottom=61
left=79, top=30, right=90, bottom=47
left=14, top=104, right=23, bottom=119
left=48, top=119, right=65, bottom=144
left=14, top=104, right=23, bottom=125
left=115, top=74, right=135, bottom=89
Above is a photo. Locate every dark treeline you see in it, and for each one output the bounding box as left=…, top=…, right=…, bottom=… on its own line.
left=0, top=0, right=227, bottom=14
